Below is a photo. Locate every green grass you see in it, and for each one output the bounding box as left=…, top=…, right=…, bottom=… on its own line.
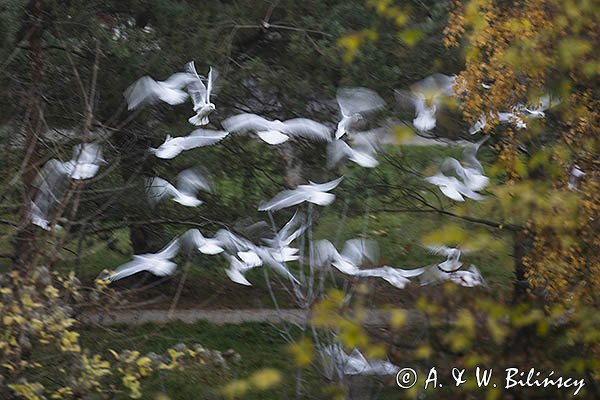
left=80, top=321, right=335, bottom=400
left=79, top=320, right=408, bottom=399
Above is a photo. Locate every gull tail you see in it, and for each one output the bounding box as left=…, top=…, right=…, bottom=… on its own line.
left=188, top=114, right=209, bottom=126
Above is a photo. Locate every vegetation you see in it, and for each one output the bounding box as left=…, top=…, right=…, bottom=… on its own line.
left=0, top=0, right=598, bottom=399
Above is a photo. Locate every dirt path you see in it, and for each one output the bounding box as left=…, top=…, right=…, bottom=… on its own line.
left=80, top=308, right=396, bottom=326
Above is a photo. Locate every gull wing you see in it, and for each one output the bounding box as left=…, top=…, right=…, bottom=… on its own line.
left=72, top=143, right=103, bottom=164
left=68, top=162, right=100, bottom=180
left=283, top=118, right=332, bottom=142
left=347, top=147, right=378, bottom=168
left=225, top=260, right=253, bottom=286
left=305, top=176, right=344, bottom=192
left=262, top=255, right=300, bottom=284
left=466, top=265, right=486, bottom=286
left=337, top=87, right=385, bottom=117
left=256, top=130, right=290, bottom=145
left=424, top=174, right=466, bottom=202
left=237, top=250, right=263, bottom=268
left=410, top=73, right=455, bottom=97
left=123, top=76, right=161, bottom=110
left=276, top=210, right=306, bottom=246
left=177, top=167, right=212, bottom=195
left=154, top=237, right=181, bottom=259
left=107, top=259, right=148, bottom=281
left=465, top=172, right=489, bottom=192
left=205, top=66, right=218, bottom=101
left=459, top=184, right=485, bottom=201
left=342, top=238, right=379, bottom=267
left=425, top=245, right=455, bottom=257
left=327, top=140, right=353, bottom=168
left=439, top=184, right=465, bottom=202
left=366, top=357, right=400, bottom=375
left=258, top=189, right=309, bottom=212
left=381, top=265, right=427, bottom=278
left=181, top=228, right=205, bottom=252
left=182, top=129, right=229, bottom=149
left=34, top=159, right=70, bottom=205
left=30, top=200, right=51, bottom=230
left=224, top=255, right=257, bottom=286
left=108, top=257, right=177, bottom=281
left=146, top=177, right=178, bottom=206
left=440, top=158, right=468, bottom=181
left=214, top=229, right=253, bottom=253
left=350, top=132, right=380, bottom=153
left=185, top=61, right=208, bottom=108
left=462, top=137, right=488, bottom=173
left=307, top=191, right=336, bottom=206
left=314, top=240, right=338, bottom=266
left=222, top=113, right=273, bottom=133
left=355, top=267, right=411, bottom=289
left=163, top=72, right=196, bottom=89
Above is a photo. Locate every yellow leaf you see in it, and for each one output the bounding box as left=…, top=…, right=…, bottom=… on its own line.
left=398, top=29, right=424, bottom=47
left=389, top=309, right=407, bottom=329
left=249, top=368, right=282, bottom=390
left=288, top=338, right=314, bottom=367
left=221, top=380, right=250, bottom=399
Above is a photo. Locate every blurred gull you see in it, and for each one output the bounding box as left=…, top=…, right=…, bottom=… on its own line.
left=568, top=165, right=586, bottom=191
left=355, top=265, right=425, bottom=289
left=421, top=264, right=486, bottom=288
left=64, top=143, right=106, bottom=180
left=146, top=167, right=212, bottom=207
left=262, top=211, right=306, bottom=262
left=327, top=134, right=379, bottom=169
left=224, top=254, right=257, bottom=286
left=315, top=238, right=379, bottom=275
left=185, top=61, right=218, bottom=126
left=498, top=111, right=527, bottom=130
left=426, top=245, right=464, bottom=272
left=104, top=238, right=180, bottom=281
left=124, top=72, right=195, bottom=110
left=440, top=138, right=489, bottom=192
left=335, top=87, right=385, bottom=139
left=321, top=344, right=398, bottom=380
left=30, top=200, right=51, bottom=231
left=149, top=129, right=229, bottom=159
left=222, top=113, right=331, bottom=145
left=29, top=144, right=105, bottom=229
left=424, top=173, right=484, bottom=202
left=519, top=94, right=559, bottom=119
left=258, top=177, right=343, bottom=212
left=395, top=73, right=456, bottom=132
left=181, top=229, right=225, bottom=255
left=469, top=114, right=487, bottom=135
left=241, top=246, right=300, bottom=284
left=32, top=159, right=70, bottom=206
left=214, top=229, right=256, bottom=256
left=215, top=228, right=300, bottom=286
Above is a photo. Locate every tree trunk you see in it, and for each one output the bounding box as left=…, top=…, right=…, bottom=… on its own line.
left=279, top=143, right=303, bottom=187
left=512, top=229, right=529, bottom=304
left=14, top=1, right=46, bottom=270
left=113, top=126, right=165, bottom=254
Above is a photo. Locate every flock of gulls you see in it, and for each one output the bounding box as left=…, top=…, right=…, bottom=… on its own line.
left=27, top=60, right=584, bottom=381
left=30, top=61, right=573, bottom=293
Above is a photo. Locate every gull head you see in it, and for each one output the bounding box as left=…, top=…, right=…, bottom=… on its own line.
left=351, top=113, right=364, bottom=123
